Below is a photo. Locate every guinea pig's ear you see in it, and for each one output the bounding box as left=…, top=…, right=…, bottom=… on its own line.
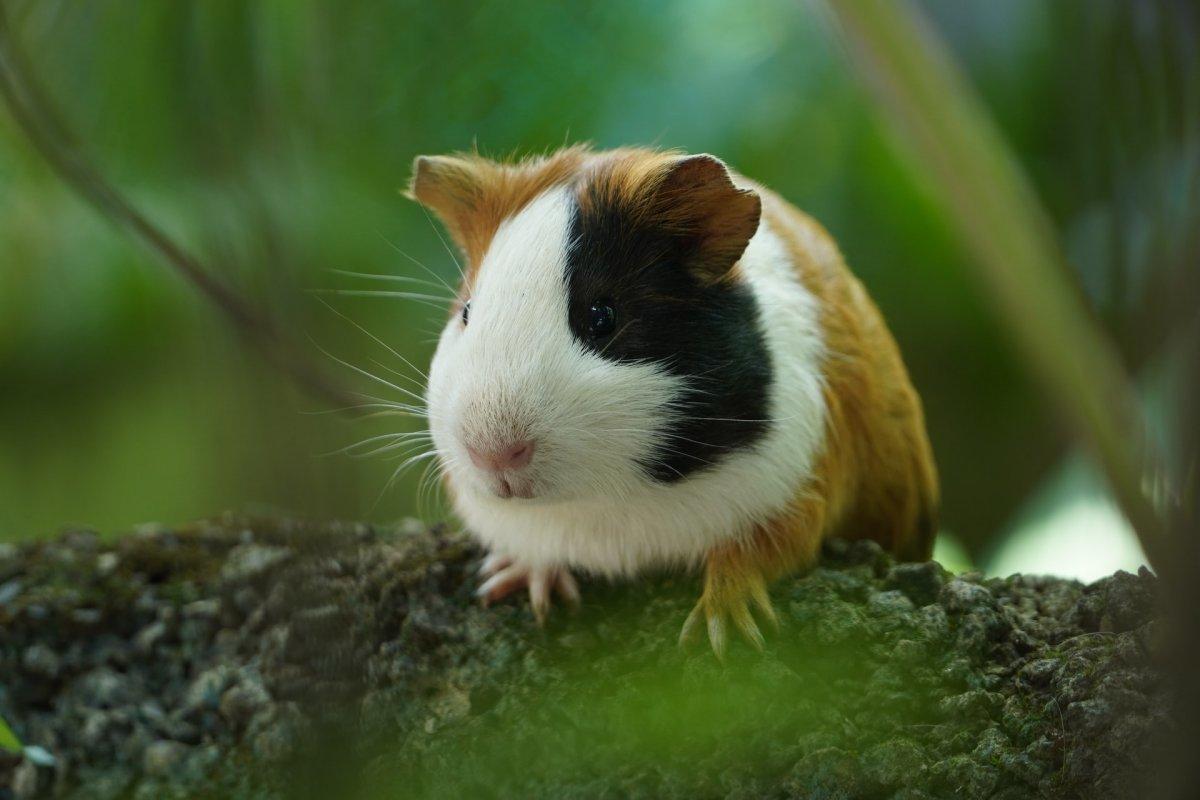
left=652, top=154, right=761, bottom=284
left=405, top=154, right=491, bottom=260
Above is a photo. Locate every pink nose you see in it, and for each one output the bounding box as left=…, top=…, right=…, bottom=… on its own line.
left=466, top=439, right=536, bottom=473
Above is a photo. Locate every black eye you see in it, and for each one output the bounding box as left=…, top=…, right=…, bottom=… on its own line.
left=587, top=302, right=616, bottom=338
left=461, top=300, right=470, bottom=326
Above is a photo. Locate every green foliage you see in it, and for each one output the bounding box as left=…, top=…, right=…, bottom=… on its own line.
left=0, top=713, right=21, bottom=753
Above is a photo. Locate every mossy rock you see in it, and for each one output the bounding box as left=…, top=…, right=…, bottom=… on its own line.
left=0, top=516, right=1169, bottom=799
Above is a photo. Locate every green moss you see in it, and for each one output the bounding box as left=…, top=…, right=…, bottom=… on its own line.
left=0, top=519, right=1167, bottom=800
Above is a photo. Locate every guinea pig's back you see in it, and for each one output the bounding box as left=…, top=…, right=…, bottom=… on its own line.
left=745, top=181, right=940, bottom=562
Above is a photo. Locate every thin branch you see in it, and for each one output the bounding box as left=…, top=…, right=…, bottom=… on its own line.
left=0, top=2, right=355, bottom=409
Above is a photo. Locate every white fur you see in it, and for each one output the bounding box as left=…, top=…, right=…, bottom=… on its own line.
left=426, top=183, right=827, bottom=576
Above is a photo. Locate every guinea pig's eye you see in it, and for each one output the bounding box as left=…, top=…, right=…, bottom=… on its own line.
left=587, top=302, right=616, bottom=338
left=460, top=300, right=471, bottom=326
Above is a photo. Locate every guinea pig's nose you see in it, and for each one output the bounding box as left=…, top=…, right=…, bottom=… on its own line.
left=467, top=439, right=536, bottom=473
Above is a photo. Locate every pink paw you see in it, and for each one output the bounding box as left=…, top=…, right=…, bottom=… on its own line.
left=475, top=553, right=580, bottom=624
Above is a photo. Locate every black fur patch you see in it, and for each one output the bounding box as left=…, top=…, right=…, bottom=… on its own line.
left=564, top=193, right=773, bottom=482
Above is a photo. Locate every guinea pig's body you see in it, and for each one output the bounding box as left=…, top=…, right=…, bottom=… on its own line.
left=410, top=146, right=937, bottom=654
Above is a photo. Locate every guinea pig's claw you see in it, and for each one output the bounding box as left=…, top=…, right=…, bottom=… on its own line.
left=529, top=571, right=552, bottom=625
left=750, top=581, right=779, bottom=632
left=476, top=557, right=580, bottom=624
left=528, top=568, right=582, bottom=626
left=477, top=552, right=513, bottom=577
left=476, top=563, right=528, bottom=606
left=731, top=603, right=766, bottom=652
left=554, top=570, right=582, bottom=609
left=678, top=603, right=705, bottom=649
left=708, top=615, right=729, bottom=663
left=679, top=592, right=773, bottom=660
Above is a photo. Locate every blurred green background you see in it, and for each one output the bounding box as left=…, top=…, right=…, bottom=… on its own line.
left=1, top=0, right=1195, bottom=577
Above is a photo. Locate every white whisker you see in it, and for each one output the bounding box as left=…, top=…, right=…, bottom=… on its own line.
left=377, top=232, right=461, bottom=295
left=322, top=431, right=432, bottom=459
left=312, top=296, right=432, bottom=385
left=329, top=268, right=454, bottom=296
left=309, top=288, right=448, bottom=309
left=368, top=358, right=427, bottom=389
left=417, top=204, right=466, bottom=282
left=300, top=403, right=426, bottom=419
left=372, top=449, right=440, bottom=512
left=309, top=338, right=428, bottom=405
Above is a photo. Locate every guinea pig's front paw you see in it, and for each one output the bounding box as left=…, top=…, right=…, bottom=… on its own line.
left=679, top=558, right=778, bottom=660
left=475, top=553, right=580, bottom=625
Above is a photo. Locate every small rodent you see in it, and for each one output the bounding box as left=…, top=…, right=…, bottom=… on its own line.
left=408, top=145, right=938, bottom=656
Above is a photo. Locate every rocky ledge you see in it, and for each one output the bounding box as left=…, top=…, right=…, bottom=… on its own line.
left=0, top=516, right=1169, bottom=799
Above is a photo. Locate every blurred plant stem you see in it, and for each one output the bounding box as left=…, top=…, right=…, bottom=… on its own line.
left=0, top=2, right=355, bottom=409
left=826, top=0, right=1170, bottom=574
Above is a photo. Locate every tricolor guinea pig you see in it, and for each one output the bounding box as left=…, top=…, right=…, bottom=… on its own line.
left=408, top=145, right=938, bottom=656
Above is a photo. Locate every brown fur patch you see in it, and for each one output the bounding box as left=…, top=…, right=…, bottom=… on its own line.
left=574, top=147, right=681, bottom=218
left=575, top=150, right=761, bottom=284
left=406, top=145, right=591, bottom=282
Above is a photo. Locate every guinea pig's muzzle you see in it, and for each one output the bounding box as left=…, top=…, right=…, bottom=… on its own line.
left=457, top=408, right=540, bottom=500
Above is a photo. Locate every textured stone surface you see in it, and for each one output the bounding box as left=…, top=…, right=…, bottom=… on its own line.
left=0, top=516, right=1170, bottom=799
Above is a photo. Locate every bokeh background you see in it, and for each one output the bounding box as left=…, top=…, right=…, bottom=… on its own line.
left=1, top=0, right=1196, bottom=578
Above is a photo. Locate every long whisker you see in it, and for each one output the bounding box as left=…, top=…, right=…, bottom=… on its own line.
left=301, top=403, right=426, bottom=419
left=417, top=204, right=466, bottom=282
left=416, top=458, right=442, bottom=519
left=308, top=338, right=428, bottom=405
left=322, top=431, right=432, bottom=459
left=348, top=439, right=430, bottom=460
left=369, top=358, right=427, bottom=390
left=426, top=451, right=460, bottom=521
left=372, top=449, right=440, bottom=513
left=328, top=268, right=454, bottom=296
left=308, top=288, right=449, bottom=310
left=380, top=437, right=437, bottom=461
left=377, top=233, right=461, bottom=297
left=348, top=409, right=425, bottom=423
left=347, top=391, right=428, bottom=415
left=312, top=295, right=432, bottom=384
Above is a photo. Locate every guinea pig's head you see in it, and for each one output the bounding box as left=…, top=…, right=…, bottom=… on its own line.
left=409, top=147, right=770, bottom=505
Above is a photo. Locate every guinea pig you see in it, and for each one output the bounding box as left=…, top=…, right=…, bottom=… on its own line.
left=407, top=145, right=938, bottom=656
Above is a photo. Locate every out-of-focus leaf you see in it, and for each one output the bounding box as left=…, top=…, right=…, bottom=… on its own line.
left=0, top=713, right=22, bottom=753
